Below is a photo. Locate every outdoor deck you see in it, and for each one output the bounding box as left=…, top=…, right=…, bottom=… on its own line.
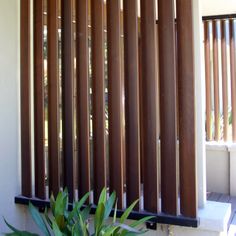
left=207, top=192, right=236, bottom=235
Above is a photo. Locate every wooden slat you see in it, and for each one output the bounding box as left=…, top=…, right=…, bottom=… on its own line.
left=140, top=0, right=159, bottom=213
left=62, top=0, right=75, bottom=202
left=204, top=21, right=213, bottom=141
left=175, top=23, right=179, bottom=140
left=21, top=0, right=32, bottom=197
left=123, top=0, right=141, bottom=209
left=48, top=0, right=60, bottom=197
left=221, top=20, right=229, bottom=141
left=176, top=0, right=197, bottom=218
left=76, top=0, right=90, bottom=200
left=138, top=36, right=144, bottom=184
left=230, top=19, right=236, bottom=142
left=158, top=0, right=177, bottom=215
left=213, top=20, right=220, bottom=141
left=91, top=0, right=106, bottom=204
left=34, top=0, right=45, bottom=199
left=107, top=0, right=124, bottom=209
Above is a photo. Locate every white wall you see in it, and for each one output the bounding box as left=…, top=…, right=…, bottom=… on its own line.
left=0, top=0, right=28, bottom=233
left=201, top=0, right=236, bottom=16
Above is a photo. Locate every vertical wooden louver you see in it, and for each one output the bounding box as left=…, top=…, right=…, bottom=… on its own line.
left=158, top=0, right=177, bottom=215
left=48, top=0, right=60, bottom=197
left=212, top=20, right=220, bottom=141
left=34, top=0, right=46, bottom=199
left=203, top=16, right=236, bottom=143
left=91, top=0, right=106, bottom=204
left=107, top=0, right=124, bottom=209
left=76, top=0, right=91, bottom=200
left=230, top=19, right=236, bottom=142
left=19, top=0, right=198, bottom=224
left=204, top=21, right=212, bottom=141
left=62, top=0, right=75, bottom=202
left=140, top=0, right=159, bottom=213
left=21, top=0, right=32, bottom=198
left=177, top=0, right=197, bottom=218
left=221, top=20, right=229, bottom=141
left=124, top=0, right=141, bottom=210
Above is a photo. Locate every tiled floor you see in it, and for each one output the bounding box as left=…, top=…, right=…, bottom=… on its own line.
left=207, top=192, right=236, bottom=235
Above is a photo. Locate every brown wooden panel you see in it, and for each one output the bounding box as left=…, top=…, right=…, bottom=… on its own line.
left=48, top=0, right=60, bottom=197
left=176, top=0, right=197, bottom=218
left=62, top=0, right=75, bottom=202
left=158, top=0, right=177, bottom=215
left=76, top=0, right=90, bottom=200
left=221, top=20, right=229, bottom=141
left=21, top=0, right=32, bottom=197
left=213, top=20, right=220, bottom=141
left=204, top=21, right=213, bottom=141
left=91, top=0, right=106, bottom=204
left=107, top=0, right=124, bottom=209
left=34, top=0, right=46, bottom=199
left=230, top=19, right=236, bottom=142
left=138, top=36, right=144, bottom=184
left=123, top=0, right=141, bottom=210
left=140, top=0, right=159, bottom=213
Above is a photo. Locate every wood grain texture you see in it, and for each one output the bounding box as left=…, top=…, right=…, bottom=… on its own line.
left=230, top=19, right=236, bottom=142
left=221, top=20, right=229, bottom=141
left=48, top=0, right=60, bottom=197
left=62, top=0, right=75, bottom=202
left=107, top=0, right=124, bottom=209
left=158, top=0, right=177, bottom=215
left=21, top=0, right=32, bottom=197
left=176, top=0, right=197, bottom=218
left=91, top=0, right=106, bottom=204
left=140, top=0, right=159, bottom=213
left=213, top=20, right=220, bottom=141
left=34, top=0, right=46, bottom=199
left=124, top=0, right=141, bottom=210
left=204, top=21, right=213, bottom=141
left=76, top=0, right=91, bottom=200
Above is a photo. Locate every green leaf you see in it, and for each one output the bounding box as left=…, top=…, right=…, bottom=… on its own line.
left=120, top=200, right=139, bottom=224
left=77, top=192, right=90, bottom=211
left=55, top=190, right=68, bottom=217
left=52, top=221, right=63, bottom=236
left=28, top=203, right=50, bottom=236
left=129, top=216, right=154, bottom=228
left=80, top=205, right=92, bottom=221
left=98, top=188, right=107, bottom=205
left=4, top=218, right=39, bottom=236
left=94, top=203, right=105, bottom=235
left=44, top=208, right=52, bottom=229
left=104, top=192, right=116, bottom=220
left=50, top=194, right=56, bottom=215
left=67, top=204, right=78, bottom=223
left=113, top=201, right=118, bottom=224
left=55, top=215, right=65, bottom=230
left=113, top=223, right=140, bottom=233
left=100, top=225, right=118, bottom=236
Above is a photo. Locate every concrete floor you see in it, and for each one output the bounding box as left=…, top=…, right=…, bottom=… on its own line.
left=207, top=192, right=236, bottom=236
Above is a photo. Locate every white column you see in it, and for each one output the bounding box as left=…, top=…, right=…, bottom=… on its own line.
left=0, top=0, right=27, bottom=231
left=193, top=0, right=207, bottom=208
left=229, top=144, right=236, bottom=196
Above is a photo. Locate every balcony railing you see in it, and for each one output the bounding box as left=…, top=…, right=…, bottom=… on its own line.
left=203, top=14, right=236, bottom=142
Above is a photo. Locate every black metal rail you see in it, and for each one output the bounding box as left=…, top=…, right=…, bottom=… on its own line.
left=15, top=196, right=199, bottom=229
left=203, top=13, right=236, bottom=21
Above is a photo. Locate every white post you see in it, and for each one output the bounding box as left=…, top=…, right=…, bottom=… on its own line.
left=193, top=0, right=207, bottom=208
